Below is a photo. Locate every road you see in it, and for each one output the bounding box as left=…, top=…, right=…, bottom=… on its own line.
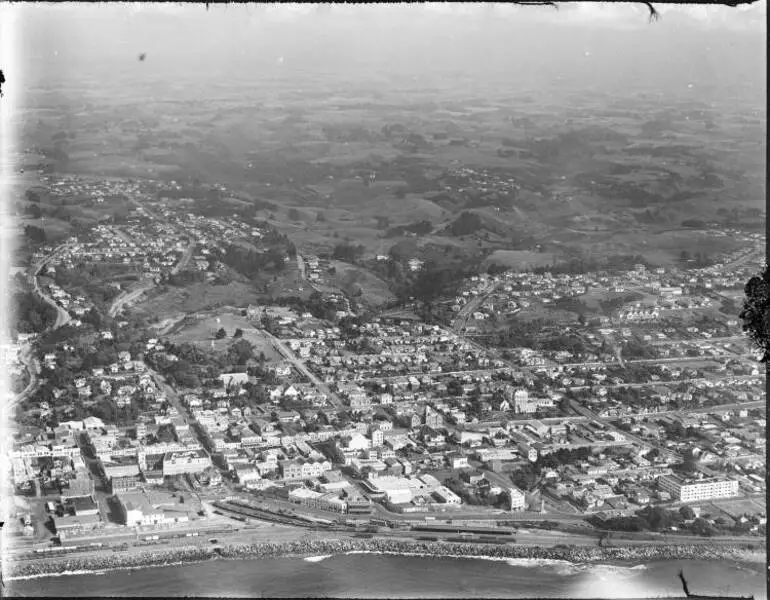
left=148, top=369, right=194, bottom=425
left=125, top=195, right=167, bottom=224
left=113, top=227, right=135, bottom=246
left=11, top=345, right=42, bottom=409
left=296, top=254, right=307, bottom=281
left=569, top=399, right=682, bottom=461
left=10, top=243, right=77, bottom=408
left=650, top=335, right=747, bottom=347
left=171, top=242, right=195, bottom=276
left=583, top=400, right=765, bottom=423
left=719, top=245, right=765, bottom=271
left=361, top=367, right=511, bottom=385
left=294, top=253, right=320, bottom=293
left=32, top=244, right=75, bottom=329
left=108, top=281, right=155, bottom=318
left=553, top=351, right=755, bottom=371
left=452, top=281, right=500, bottom=332
left=566, top=374, right=761, bottom=392
left=265, top=331, right=343, bottom=409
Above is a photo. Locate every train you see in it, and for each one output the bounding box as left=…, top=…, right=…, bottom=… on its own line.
left=411, top=524, right=515, bottom=537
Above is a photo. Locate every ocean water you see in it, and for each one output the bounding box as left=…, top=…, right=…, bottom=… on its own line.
left=6, top=554, right=766, bottom=598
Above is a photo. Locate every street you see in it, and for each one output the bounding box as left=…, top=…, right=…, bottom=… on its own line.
left=265, top=331, right=343, bottom=408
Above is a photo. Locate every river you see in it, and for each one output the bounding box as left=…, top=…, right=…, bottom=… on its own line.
left=6, top=554, right=766, bottom=598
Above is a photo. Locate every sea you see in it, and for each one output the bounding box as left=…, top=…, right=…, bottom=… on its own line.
left=6, top=554, right=767, bottom=598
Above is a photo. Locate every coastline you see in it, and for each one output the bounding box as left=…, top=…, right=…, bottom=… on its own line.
left=6, top=538, right=766, bottom=581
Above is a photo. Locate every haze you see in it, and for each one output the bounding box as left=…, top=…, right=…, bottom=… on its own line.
left=16, top=3, right=767, bottom=103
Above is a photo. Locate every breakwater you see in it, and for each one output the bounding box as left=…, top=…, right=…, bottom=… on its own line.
left=6, top=538, right=765, bottom=580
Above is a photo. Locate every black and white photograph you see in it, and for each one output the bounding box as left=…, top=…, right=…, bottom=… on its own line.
left=0, top=3, right=766, bottom=598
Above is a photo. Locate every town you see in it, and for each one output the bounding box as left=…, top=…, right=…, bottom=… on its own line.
left=5, top=172, right=766, bottom=561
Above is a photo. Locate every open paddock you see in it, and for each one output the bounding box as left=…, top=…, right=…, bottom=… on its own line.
left=167, top=312, right=282, bottom=362
left=135, top=282, right=263, bottom=320
left=483, top=250, right=556, bottom=271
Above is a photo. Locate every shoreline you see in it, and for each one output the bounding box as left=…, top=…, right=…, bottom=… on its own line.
left=5, top=538, right=766, bottom=581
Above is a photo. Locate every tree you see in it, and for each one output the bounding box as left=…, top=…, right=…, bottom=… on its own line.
left=332, top=243, right=364, bottom=263
left=640, top=506, right=673, bottom=531
left=316, top=212, right=327, bottom=223
left=233, top=328, right=244, bottom=339
left=215, top=328, right=227, bottom=340
left=679, top=505, right=696, bottom=520
left=228, top=339, right=254, bottom=366
left=288, top=208, right=302, bottom=222
left=740, top=264, right=770, bottom=363
left=24, top=225, right=46, bottom=243
left=27, top=203, right=43, bottom=219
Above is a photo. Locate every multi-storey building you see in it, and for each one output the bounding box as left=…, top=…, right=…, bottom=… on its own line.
left=658, top=475, right=738, bottom=502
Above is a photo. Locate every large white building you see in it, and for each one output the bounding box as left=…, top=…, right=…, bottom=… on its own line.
left=432, top=485, right=462, bottom=505
left=162, top=449, right=211, bottom=477
left=658, top=475, right=738, bottom=502
left=508, top=487, right=526, bottom=511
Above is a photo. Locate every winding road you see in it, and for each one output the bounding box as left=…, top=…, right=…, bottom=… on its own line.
left=31, top=244, right=75, bottom=329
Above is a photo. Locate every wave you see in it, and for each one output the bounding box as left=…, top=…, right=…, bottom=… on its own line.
left=303, top=555, right=334, bottom=563
left=6, top=557, right=214, bottom=582
left=343, top=550, right=649, bottom=577
left=7, top=569, right=108, bottom=582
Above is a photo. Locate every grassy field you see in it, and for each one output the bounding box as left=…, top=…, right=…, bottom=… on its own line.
left=169, top=312, right=282, bottom=362
left=483, top=250, right=556, bottom=270
left=328, top=260, right=396, bottom=308
left=135, top=282, right=263, bottom=319
left=706, top=496, right=766, bottom=518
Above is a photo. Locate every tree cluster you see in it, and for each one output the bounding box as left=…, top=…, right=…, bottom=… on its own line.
left=446, top=212, right=484, bottom=237
left=332, top=242, right=365, bottom=263
left=13, top=292, right=58, bottom=333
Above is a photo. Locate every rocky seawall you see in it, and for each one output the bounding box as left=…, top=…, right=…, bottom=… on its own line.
left=6, top=538, right=765, bottom=580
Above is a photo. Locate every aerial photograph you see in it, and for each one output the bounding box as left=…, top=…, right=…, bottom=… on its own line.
left=0, top=3, right=766, bottom=598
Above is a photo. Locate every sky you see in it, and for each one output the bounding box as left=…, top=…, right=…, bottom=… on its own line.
left=7, top=2, right=767, bottom=104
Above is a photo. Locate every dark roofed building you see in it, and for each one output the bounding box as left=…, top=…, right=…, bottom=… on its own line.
left=68, top=495, right=99, bottom=516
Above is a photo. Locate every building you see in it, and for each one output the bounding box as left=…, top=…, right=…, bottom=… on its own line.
left=363, top=475, right=414, bottom=504
left=658, top=475, right=739, bottom=502
left=103, top=462, right=141, bottom=483
left=54, top=513, right=103, bottom=540
left=61, top=472, right=94, bottom=499
left=279, top=460, right=303, bottom=481
left=116, top=491, right=167, bottom=527
left=508, top=487, right=526, bottom=511
left=111, top=473, right=142, bottom=494
left=67, top=495, right=99, bottom=516
left=288, top=487, right=347, bottom=513
left=425, top=405, right=443, bottom=429
left=344, top=491, right=373, bottom=515
left=219, top=372, right=249, bottom=388
left=162, top=449, right=211, bottom=477
left=432, top=485, right=462, bottom=505
left=507, top=387, right=537, bottom=414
